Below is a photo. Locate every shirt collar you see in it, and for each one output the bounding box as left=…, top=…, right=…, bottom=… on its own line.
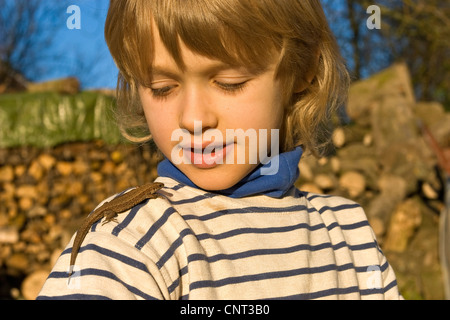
left=157, top=146, right=303, bottom=198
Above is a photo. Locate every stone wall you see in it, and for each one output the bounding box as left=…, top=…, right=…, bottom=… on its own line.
left=297, top=63, right=450, bottom=299
left=0, top=63, right=449, bottom=299
left=0, top=142, right=159, bottom=299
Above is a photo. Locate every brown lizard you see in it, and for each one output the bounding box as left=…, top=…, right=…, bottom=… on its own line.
left=68, top=182, right=164, bottom=276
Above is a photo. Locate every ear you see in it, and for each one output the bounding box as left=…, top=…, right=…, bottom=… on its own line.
left=294, top=50, right=320, bottom=93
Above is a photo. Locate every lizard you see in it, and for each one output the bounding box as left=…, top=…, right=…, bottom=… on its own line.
left=68, top=182, right=164, bottom=276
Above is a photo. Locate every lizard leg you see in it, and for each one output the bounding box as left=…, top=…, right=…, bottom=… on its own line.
left=102, top=210, right=118, bottom=225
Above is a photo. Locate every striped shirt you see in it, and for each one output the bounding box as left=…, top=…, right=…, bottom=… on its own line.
left=38, top=176, right=402, bottom=300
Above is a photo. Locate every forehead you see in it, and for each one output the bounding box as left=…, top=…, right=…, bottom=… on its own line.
left=151, top=26, right=263, bottom=75
left=152, top=24, right=218, bottom=69
left=148, top=5, right=281, bottom=68
left=148, top=19, right=278, bottom=80
left=124, top=1, right=284, bottom=85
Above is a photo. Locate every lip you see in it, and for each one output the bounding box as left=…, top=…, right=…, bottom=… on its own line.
left=179, top=140, right=220, bottom=150
left=183, top=143, right=233, bottom=169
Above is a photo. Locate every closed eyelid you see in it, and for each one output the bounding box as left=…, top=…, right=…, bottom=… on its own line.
left=150, top=70, right=180, bottom=82
left=150, top=62, right=264, bottom=80
left=213, top=68, right=261, bottom=80
left=150, top=79, right=178, bottom=87
left=213, top=75, right=252, bottom=83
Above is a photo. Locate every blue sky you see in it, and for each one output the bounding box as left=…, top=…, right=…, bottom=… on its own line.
left=40, top=0, right=346, bottom=90
left=44, top=0, right=118, bottom=89
left=38, top=1, right=366, bottom=89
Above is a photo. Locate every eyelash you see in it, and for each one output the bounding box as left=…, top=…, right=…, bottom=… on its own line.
left=150, top=86, right=173, bottom=98
left=150, top=80, right=248, bottom=99
left=215, top=81, right=248, bottom=94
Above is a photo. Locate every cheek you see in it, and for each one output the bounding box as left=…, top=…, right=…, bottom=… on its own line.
left=143, top=108, right=160, bottom=135
left=144, top=110, right=174, bottom=151
left=236, top=91, right=284, bottom=131
left=139, top=95, right=176, bottom=155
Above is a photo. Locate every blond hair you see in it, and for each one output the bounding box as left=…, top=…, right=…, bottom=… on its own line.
left=105, top=0, right=349, bottom=157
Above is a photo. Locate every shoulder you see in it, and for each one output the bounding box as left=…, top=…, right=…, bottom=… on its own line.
left=298, top=189, right=377, bottom=246
left=92, top=182, right=177, bottom=243
left=300, top=190, right=366, bottom=221
left=38, top=181, right=179, bottom=300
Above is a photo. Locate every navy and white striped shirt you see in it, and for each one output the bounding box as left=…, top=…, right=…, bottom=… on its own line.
left=38, top=176, right=401, bottom=300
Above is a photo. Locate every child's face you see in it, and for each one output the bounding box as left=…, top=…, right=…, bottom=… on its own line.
left=138, top=26, right=284, bottom=191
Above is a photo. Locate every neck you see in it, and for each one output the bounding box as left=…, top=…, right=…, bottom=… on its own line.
left=157, top=146, right=303, bottom=198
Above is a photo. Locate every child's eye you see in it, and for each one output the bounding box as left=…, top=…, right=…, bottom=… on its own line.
left=150, top=85, right=175, bottom=98
left=214, top=80, right=248, bottom=93
left=149, top=80, right=248, bottom=98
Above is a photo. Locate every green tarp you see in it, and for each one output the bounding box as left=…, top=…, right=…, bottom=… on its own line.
left=0, top=92, right=123, bottom=147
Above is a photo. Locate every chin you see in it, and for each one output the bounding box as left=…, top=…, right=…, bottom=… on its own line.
left=195, top=180, right=235, bottom=191
left=181, top=164, right=256, bottom=192
left=189, top=173, right=239, bottom=191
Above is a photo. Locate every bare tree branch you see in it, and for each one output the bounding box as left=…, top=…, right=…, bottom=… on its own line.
left=0, top=0, right=68, bottom=91
left=322, top=0, right=450, bottom=107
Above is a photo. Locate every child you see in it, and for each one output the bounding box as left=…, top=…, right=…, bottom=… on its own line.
left=38, top=0, right=402, bottom=299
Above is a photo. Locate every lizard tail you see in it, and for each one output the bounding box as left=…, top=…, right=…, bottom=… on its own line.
left=68, top=221, right=91, bottom=276
left=68, top=265, right=75, bottom=277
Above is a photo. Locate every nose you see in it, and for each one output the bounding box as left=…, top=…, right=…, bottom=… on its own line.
left=178, top=85, right=218, bottom=134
